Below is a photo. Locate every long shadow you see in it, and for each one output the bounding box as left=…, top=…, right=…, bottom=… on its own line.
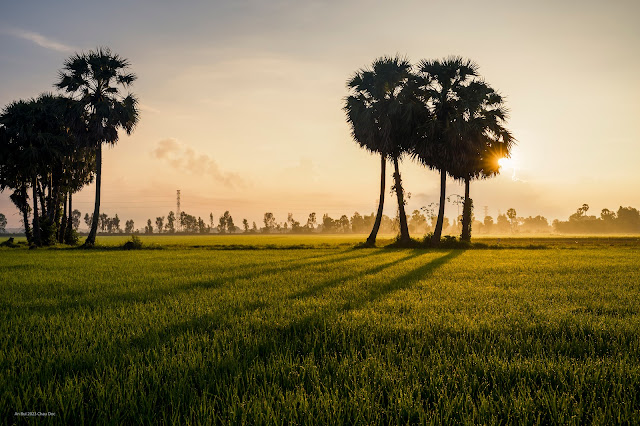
left=337, top=249, right=465, bottom=314
left=120, top=250, right=453, bottom=356
left=119, top=250, right=462, bottom=356
left=287, top=249, right=426, bottom=301
left=15, top=249, right=382, bottom=316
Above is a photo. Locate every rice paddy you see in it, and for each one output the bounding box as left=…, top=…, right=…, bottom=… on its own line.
left=1, top=235, right=639, bottom=424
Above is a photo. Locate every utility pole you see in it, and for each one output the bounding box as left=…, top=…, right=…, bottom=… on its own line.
left=176, top=190, right=181, bottom=232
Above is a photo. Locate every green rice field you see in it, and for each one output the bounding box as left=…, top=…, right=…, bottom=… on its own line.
left=1, top=235, right=639, bottom=424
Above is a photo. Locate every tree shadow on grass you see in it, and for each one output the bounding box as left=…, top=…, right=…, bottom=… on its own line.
left=338, top=249, right=465, bottom=314
left=287, top=249, right=426, bottom=301
left=123, top=250, right=465, bottom=356
left=15, top=249, right=383, bottom=316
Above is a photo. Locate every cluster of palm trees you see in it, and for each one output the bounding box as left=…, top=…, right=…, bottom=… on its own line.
left=344, top=55, right=515, bottom=245
left=0, top=48, right=138, bottom=246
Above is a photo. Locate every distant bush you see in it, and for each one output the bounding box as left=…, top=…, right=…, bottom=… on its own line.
left=421, top=234, right=470, bottom=249
left=39, top=217, right=58, bottom=246
left=0, top=237, right=18, bottom=248
left=64, top=228, right=80, bottom=245
left=123, top=234, right=143, bottom=250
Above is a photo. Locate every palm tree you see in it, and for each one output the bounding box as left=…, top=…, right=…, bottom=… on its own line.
left=448, top=81, right=515, bottom=241
left=344, top=56, right=420, bottom=245
left=413, top=56, right=480, bottom=243
left=56, top=47, right=139, bottom=246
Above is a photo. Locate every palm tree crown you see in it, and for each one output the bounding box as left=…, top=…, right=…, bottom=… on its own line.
left=56, top=47, right=139, bottom=145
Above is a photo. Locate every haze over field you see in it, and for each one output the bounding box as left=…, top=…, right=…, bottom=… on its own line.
left=1, top=0, right=639, bottom=229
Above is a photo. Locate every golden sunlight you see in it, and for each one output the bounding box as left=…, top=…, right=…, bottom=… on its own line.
left=498, top=157, right=515, bottom=170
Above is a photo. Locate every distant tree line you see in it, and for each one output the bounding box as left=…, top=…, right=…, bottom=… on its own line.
left=553, top=205, right=640, bottom=234
left=2, top=204, right=638, bottom=236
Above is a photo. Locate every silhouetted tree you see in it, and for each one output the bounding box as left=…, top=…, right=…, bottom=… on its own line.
left=483, top=215, right=494, bottom=230
left=520, top=216, right=550, bottom=233
left=180, top=212, right=198, bottom=233
left=338, top=215, right=350, bottom=233
left=506, top=208, right=517, bottom=231
left=443, top=78, right=515, bottom=241
left=166, top=211, right=176, bottom=233
left=84, top=213, right=92, bottom=230
left=616, top=206, right=640, bottom=232
left=125, top=219, right=134, bottom=234
left=242, top=219, right=249, bottom=233
left=287, top=213, right=302, bottom=233
left=263, top=212, right=275, bottom=233
left=145, top=219, right=153, bottom=234
left=99, top=213, right=108, bottom=232
left=345, top=56, right=420, bottom=245
left=57, top=48, right=139, bottom=246
left=350, top=212, right=365, bottom=233
left=197, top=217, right=208, bottom=234
left=306, top=212, right=316, bottom=230
left=0, top=111, right=32, bottom=242
left=155, top=216, right=164, bottom=234
left=496, top=214, right=510, bottom=233
left=217, top=211, right=234, bottom=233
left=413, top=57, right=479, bottom=243
left=112, top=214, right=121, bottom=233
left=408, top=210, right=428, bottom=234
left=0, top=213, right=6, bottom=233
left=601, top=208, right=616, bottom=222
left=321, top=214, right=336, bottom=233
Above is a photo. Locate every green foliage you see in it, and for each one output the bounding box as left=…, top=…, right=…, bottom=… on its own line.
left=1, top=237, right=639, bottom=423
left=38, top=217, right=58, bottom=246
left=64, top=227, right=80, bottom=246
left=123, top=234, right=143, bottom=250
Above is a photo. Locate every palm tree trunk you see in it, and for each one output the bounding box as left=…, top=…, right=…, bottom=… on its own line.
left=392, top=155, right=410, bottom=243
left=432, top=169, right=447, bottom=243
left=461, top=176, right=472, bottom=241
left=65, top=191, right=74, bottom=243
left=85, top=145, right=102, bottom=246
left=32, top=176, right=41, bottom=246
left=37, top=181, right=46, bottom=218
left=46, top=174, right=52, bottom=218
left=366, top=154, right=386, bottom=246
left=21, top=184, right=32, bottom=244
left=50, top=180, right=61, bottom=221
left=59, top=192, right=68, bottom=243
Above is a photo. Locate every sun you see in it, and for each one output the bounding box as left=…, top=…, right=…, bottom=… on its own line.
left=498, top=157, right=514, bottom=170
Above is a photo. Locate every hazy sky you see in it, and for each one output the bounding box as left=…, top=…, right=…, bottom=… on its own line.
left=1, top=0, right=639, bottom=230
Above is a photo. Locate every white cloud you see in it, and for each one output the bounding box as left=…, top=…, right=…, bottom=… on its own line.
left=152, top=138, right=245, bottom=188
left=5, top=28, right=76, bottom=52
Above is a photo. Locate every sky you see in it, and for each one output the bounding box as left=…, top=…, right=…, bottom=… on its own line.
left=1, top=0, right=639, bottom=230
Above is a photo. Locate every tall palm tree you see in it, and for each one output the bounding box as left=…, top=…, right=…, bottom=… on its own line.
left=56, top=48, right=139, bottom=246
left=450, top=81, right=515, bottom=241
left=413, top=56, right=480, bottom=243
left=344, top=56, right=420, bottom=245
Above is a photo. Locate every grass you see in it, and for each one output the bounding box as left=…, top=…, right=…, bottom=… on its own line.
left=1, top=235, right=639, bottom=424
